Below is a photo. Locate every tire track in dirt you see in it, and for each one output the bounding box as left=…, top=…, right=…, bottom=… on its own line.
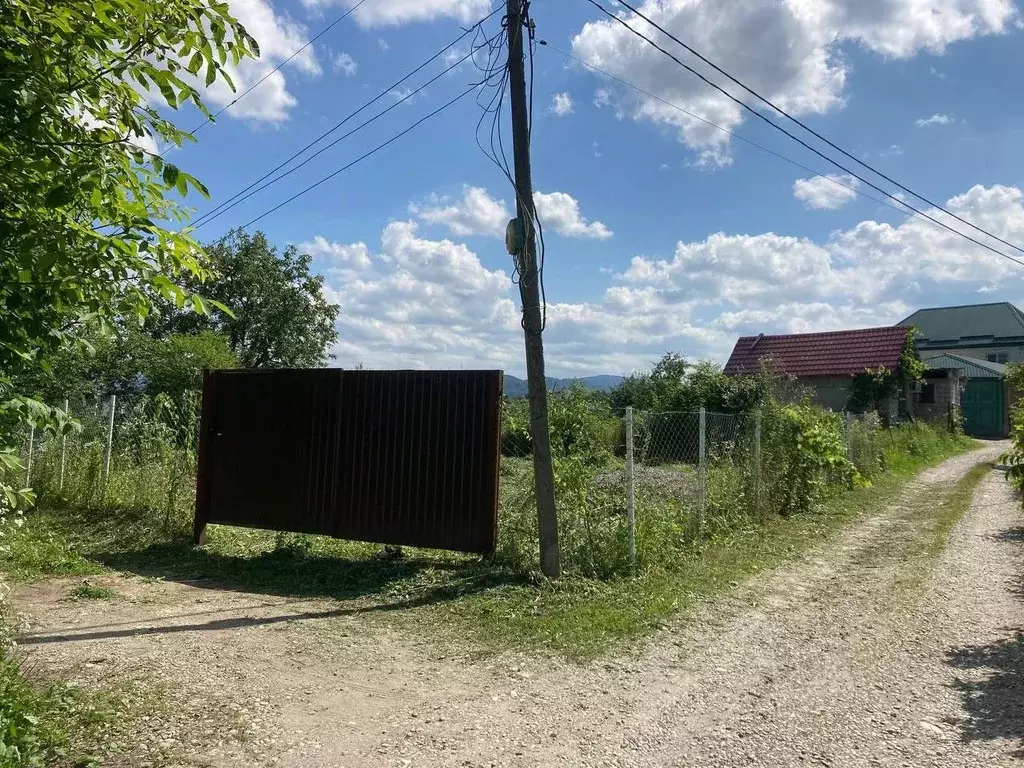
left=12, top=441, right=1022, bottom=767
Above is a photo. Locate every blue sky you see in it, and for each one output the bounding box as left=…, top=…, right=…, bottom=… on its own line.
left=165, top=0, right=1024, bottom=377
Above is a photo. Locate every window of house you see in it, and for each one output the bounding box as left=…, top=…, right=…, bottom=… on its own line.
left=987, top=352, right=1009, bottom=364
left=919, top=382, right=936, bottom=404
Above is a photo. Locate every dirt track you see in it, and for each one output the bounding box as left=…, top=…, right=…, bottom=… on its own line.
left=13, top=441, right=1024, bottom=767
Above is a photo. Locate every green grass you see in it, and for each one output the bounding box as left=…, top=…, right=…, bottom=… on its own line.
left=891, top=461, right=992, bottom=594
left=0, top=427, right=979, bottom=662
left=430, top=468, right=949, bottom=658
left=0, top=649, right=166, bottom=768
left=67, top=583, right=117, bottom=600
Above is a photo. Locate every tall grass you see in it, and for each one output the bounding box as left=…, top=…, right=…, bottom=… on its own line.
left=11, top=391, right=974, bottom=589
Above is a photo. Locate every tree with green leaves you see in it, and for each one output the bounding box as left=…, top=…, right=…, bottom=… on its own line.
left=0, top=0, right=257, bottom=507
left=148, top=229, right=340, bottom=368
left=610, top=352, right=769, bottom=413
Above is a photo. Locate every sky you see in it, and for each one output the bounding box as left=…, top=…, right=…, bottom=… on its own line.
left=164, top=0, right=1024, bottom=377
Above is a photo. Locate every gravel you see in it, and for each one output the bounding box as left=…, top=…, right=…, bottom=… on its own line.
left=12, top=441, right=1022, bottom=767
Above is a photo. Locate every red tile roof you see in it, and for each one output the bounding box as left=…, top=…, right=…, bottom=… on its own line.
left=723, top=326, right=911, bottom=377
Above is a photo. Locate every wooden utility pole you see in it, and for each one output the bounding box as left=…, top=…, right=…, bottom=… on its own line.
left=505, top=0, right=560, bottom=578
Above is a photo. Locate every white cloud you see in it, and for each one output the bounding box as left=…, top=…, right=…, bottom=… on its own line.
left=303, top=0, right=490, bottom=27
left=624, top=184, right=1024, bottom=331
left=916, top=113, right=953, bottom=127
left=197, top=0, right=322, bottom=123
left=319, top=221, right=725, bottom=373
left=410, top=186, right=510, bottom=237
left=378, top=38, right=390, bottom=51
left=793, top=174, right=860, bottom=210
left=443, top=47, right=467, bottom=67
left=318, top=184, right=1024, bottom=376
left=571, top=0, right=1016, bottom=161
left=302, top=235, right=372, bottom=269
left=333, top=52, right=357, bottom=76
left=535, top=192, right=613, bottom=240
left=551, top=92, right=574, bottom=116
left=411, top=186, right=613, bottom=240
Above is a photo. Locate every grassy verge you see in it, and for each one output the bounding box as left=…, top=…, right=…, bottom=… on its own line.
left=430, top=462, right=962, bottom=659
left=0, top=650, right=169, bottom=768
left=889, top=461, right=992, bottom=595
left=2, top=435, right=978, bottom=664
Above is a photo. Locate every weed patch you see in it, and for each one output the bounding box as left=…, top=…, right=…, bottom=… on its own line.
left=68, top=583, right=117, bottom=600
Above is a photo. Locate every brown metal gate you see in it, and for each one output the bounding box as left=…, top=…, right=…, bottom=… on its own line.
left=194, top=369, right=503, bottom=553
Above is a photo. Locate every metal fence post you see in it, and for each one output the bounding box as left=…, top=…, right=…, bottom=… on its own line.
left=25, top=424, right=34, bottom=486
left=103, top=394, right=116, bottom=495
left=625, top=406, right=636, bottom=570
left=59, top=398, right=68, bottom=491
left=698, top=406, right=706, bottom=536
left=754, top=410, right=762, bottom=521
left=845, top=412, right=853, bottom=461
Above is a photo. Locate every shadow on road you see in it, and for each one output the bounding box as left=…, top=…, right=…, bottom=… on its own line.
left=946, top=513, right=1024, bottom=757
left=946, top=631, right=1024, bottom=757
left=16, top=587, right=468, bottom=646
left=88, top=537, right=526, bottom=605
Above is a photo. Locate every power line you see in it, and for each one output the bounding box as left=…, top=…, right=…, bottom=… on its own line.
left=192, top=8, right=504, bottom=230
left=606, top=0, right=1024, bottom=259
left=193, top=33, right=500, bottom=231
left=582, top=0, right=1024, bottom=269
left=237, top=85, right=478, bottom=231
left=191, top=0, right=372, bottom=135
left=540, top=43, right=950, bottom=232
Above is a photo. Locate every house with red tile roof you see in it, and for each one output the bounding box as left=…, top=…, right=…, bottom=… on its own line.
left=723, top=326, right=914, bottom=413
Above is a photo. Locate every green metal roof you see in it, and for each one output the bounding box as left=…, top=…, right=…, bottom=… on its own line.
left=899, top=302, right=1024, bottom=344
left=925, top=353, right=1007, bottom=379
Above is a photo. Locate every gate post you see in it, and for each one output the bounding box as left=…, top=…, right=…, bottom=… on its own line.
left=754, top=410, right=762, bottom=521
left=193, top=371, right=217, bottom=546
left=625, top=406, right=635, bottom=570
left=698, top=406, right=706, bottom=537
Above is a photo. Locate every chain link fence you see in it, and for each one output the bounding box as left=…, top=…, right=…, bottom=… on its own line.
left=16, top=391, right=890, bottom=575
left=18, top=393, right=200, bottom=532
left=498, top=401, right=889, bottom=576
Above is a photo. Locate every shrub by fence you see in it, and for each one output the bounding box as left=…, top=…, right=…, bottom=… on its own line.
left=17, top=384, right=970, bottom=581
left=497, top=393, right=971, bottom=577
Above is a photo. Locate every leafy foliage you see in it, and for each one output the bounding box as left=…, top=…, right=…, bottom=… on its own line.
left=0, top=0, right=256, bottom=532
left=147, top=229, right=340, bottom=368
left=609, top=354, right=770, bottom=413
left=0, top=0, right=256, bottom=375
left=849, top=329, right=925, bottom=417
left=764, top=404, right=860, bottom=516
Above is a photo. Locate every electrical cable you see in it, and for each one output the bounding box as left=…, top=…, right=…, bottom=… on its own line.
left=473, top=3, right=549, bottom=329
left=192, top=33, right=501, bottom=231
left=605, top=0, right=1024, bottom=259
left=191, top=8, right=504, bottom=229
left=540, top=42, right=951, bottom=231
left=236, top=85, right=478, bottom=231
left=582, top=0, right=1024, bottom=269
left=191, top=0, right=373, bottom=135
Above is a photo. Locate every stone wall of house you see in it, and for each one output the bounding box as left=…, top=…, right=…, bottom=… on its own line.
left=913, top=371, right=961, bottom=423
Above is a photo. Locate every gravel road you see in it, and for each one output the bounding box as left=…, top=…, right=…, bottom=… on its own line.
left=12, top=441, right=1023, bottom=767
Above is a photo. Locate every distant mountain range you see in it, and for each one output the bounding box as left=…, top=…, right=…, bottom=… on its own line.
left=503, top=374, right=624, bottom=397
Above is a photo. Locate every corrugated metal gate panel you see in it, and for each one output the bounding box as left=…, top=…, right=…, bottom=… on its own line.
left=194, top=369, right=502, bottom=554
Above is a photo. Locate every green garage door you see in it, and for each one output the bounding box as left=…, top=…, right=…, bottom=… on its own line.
left=961, top=379, right=1005, bottom=437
